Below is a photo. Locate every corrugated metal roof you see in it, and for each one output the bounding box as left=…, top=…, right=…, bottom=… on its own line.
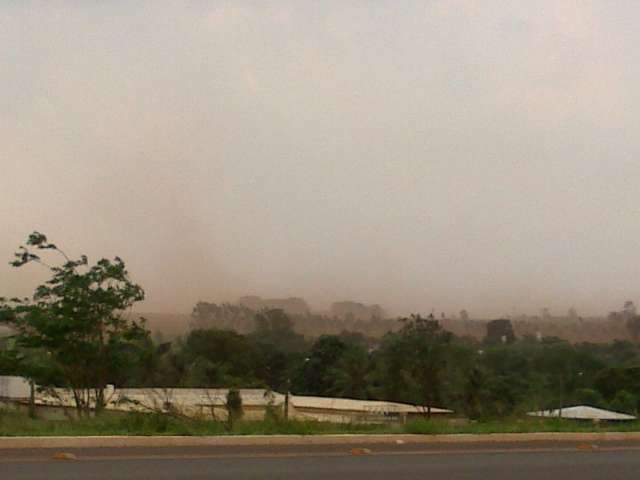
left=35, top=385, right=450, bottom=414
left=290, top=395, right=452, bottom=414
left=114, top=388, right=284, bottom=407
left=527, top=405, right=636, bottom=421
left=113, top=390, right=451, bottom=413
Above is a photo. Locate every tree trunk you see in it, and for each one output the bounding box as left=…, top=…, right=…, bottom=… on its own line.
left=284, top=391, right=290, bottom=420
left=95, top=387, right=105, bottom=413
left=28, top=380, right=36, bottom=419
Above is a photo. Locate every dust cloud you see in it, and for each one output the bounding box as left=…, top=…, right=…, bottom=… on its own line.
left=2, top=2, right=640, bottom=319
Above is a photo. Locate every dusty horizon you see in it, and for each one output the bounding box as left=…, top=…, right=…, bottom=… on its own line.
left=3, top=2, right=640, bottom=320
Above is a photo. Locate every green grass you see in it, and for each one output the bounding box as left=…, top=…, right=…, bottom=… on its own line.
left=403, top=417, right=640, bottom=434
left=1, top=408, right=639, bottom=437
left=0, top=408, right=392, bottom=437
left=230, top=418, right=391, bottom=436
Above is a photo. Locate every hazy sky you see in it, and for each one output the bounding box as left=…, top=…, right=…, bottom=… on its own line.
left=2, top=1, right=640, bottom=318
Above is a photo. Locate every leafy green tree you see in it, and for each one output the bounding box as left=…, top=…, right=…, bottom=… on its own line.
left=248, top=309, right=309, bottom=391
left=626, top=315, right=640, bottom=342
left=181, top=329, right=261, bottom=387
left=331, top=345, right=370, bottom=399
left=190, top=301, right=255, bottom=333
left=574, top=388, right=605, bottom=407
left=373, top=315, right=453, bottom=416
left=401, top=315, right=453, bottom=416
left=478, top=346, right=531, bottom=417
left=294, top=333, right=371, bottom=399
left=370, top=332, right=412, bottom=402
left=460, top=366, right=486, bottom=419
left=440, top=342, right=485, bottom=419
left=0, top=232, right=149, bottom=414
left=604, top=340, right=640, bottom=365
left=610, top=390, right=638, bottom=415
left=527, top=340, right=602, bottom=411
left=251, top=309, right=307, bottom=354
left=251, top=342, right=290, bottom=391
left=595, top=365, right=640, bottom=406
left=293, top=335, right=347, bottom=395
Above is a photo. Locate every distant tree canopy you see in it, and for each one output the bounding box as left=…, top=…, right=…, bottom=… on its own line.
left=4, top=298, right=640, bottom=418
left=180, top=296, right=640, bottom=344
left=251, top=308, right=307, bottom=354
left=626, top=316, right=640, bottom=342
left=190, top=301, right=255, bottom=333
left=181, top=329, right=261, bottom=387
left=237, top=296, right=310, bottom=316
left=290, top=333, right=371, bottom=400
left=330, top=301, right=387, bottom=321
left=0, top=232, right=150, bottom=414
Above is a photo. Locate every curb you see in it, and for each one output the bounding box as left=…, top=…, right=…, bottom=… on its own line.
left=1, top=432, right=640, bottom=449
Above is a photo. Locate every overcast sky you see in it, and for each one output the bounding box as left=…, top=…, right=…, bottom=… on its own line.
left=2, top=1, right=640, bottom=318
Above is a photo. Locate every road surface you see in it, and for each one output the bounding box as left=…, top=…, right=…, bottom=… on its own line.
left=2, top=440, right=640, bottom=479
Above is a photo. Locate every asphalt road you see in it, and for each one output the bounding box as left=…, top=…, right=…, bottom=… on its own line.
left=2, top=442, right=640, bottom=479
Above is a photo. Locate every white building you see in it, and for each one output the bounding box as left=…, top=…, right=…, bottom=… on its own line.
left=527, top=405, right=636, bottom=422
left=1, top=377, right=453, bottom=423
left=0, top=376, right=30, bottom=400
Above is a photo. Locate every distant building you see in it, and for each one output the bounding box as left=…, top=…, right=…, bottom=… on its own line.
left=0, top=376, right=30, bottom=400
left=1, top=377, right=452, bottom=424
left=527, top=405, right=636, bottom=422
left=286, top=395, right=451, bottom=423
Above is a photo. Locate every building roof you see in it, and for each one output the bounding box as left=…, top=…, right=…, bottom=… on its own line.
left=290, top=395, right=452, bottom=414
left=114, top=389, right=451, bottom=413
left=527, top=405, right=636, bottom=421
left=34, top=385, right=451, bottom=415
left=114, top=388, right=284, bottom=407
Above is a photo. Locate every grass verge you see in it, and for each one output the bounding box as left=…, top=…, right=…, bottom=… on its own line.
left=1, top=408, right=639, bottom=437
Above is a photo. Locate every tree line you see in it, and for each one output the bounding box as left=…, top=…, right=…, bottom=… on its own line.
left=142, top=312, right=640, bottom=419
left=184, top=299, right=640, bottom=345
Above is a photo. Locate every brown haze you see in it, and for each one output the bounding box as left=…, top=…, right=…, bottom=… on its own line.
left=2, top=2, right=640, bottom=322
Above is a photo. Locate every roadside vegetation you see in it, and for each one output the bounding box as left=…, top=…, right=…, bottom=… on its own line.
left=2, top=232, right=640, bottom=433
left=1, top=408, right=640, bottom=437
